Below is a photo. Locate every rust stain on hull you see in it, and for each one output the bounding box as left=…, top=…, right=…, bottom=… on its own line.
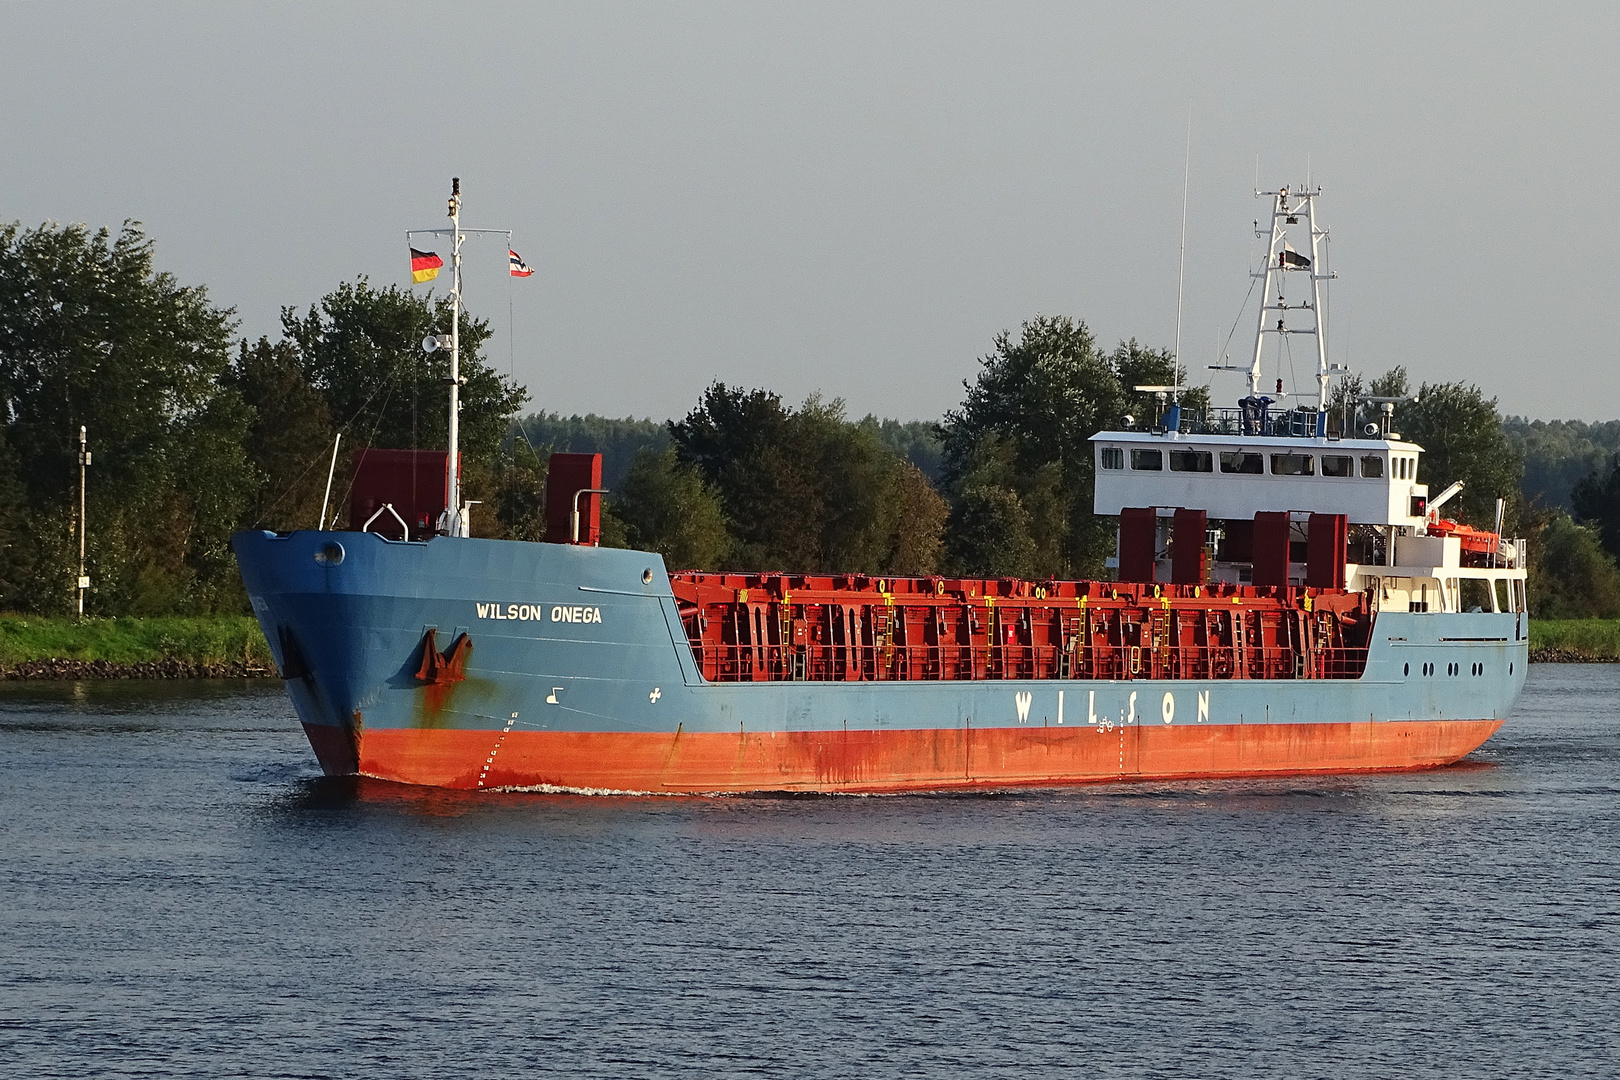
left=411, top=629, right=473, bottom=727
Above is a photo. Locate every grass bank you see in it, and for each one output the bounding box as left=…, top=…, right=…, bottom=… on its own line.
left=0, top=615, right=275, bottom=678
left=1528, top=619, right=1620, bottom=663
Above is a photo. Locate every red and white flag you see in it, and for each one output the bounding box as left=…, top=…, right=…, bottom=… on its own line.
left=509, top=249, right=534, bottom=277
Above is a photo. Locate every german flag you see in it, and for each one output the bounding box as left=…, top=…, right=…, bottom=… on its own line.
left=410, top=247, right=443, bottom=283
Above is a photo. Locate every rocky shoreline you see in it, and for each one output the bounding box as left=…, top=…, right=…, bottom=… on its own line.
left=1528, top=648, right=1619, bottom=664
left=0, top=659, right=280, bottom=680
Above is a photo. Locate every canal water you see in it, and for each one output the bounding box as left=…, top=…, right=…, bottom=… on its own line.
left=1, top=666, right=1616, bottom=1078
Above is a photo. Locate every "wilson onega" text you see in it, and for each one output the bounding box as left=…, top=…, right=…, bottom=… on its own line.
left=475, top=603, right=603, bottom=624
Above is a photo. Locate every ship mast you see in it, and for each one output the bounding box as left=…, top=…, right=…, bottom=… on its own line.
left=447, top=178, right=464, bottom=537
left=1248, top=186, right=1336, bottom=434
left=409, top=179, right=514, bottom=538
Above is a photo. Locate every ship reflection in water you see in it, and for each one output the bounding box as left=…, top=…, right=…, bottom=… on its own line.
left=0, top=666, right=1612, bottom=1076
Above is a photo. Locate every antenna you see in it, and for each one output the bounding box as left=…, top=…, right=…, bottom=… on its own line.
left=1172, top=107, right=1191, bottom=401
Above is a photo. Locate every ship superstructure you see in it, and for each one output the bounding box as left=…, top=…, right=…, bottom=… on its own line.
left=233, top=183, right=1527, bottom=793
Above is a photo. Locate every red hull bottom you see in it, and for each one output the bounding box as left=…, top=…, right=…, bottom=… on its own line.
left=310, top=720, right=1505, bottom=793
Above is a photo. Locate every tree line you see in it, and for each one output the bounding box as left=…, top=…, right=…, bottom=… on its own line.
left=4, top=217, right=1619, bottom=618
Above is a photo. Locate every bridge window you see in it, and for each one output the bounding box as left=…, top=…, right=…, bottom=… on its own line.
left=1322, top=454, right=1354, bottom=477
left=1100, top=447, right=1124, bottom=470
left=1270, top=453, right=1315, bottom=476
left=1169, top=450, right=1213, bottom=472
left=1360, top=455, right=1384, bottom=478
left=1130, top=449, right=1163, bottom=471
left=1220, top=451, right=1263, bottom=474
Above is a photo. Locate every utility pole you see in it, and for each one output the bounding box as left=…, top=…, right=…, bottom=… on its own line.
left=77, top=426, right=91, bottom=617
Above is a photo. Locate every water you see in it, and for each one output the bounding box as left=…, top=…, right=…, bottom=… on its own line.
left=1, top=669, right=1616, bottom=1079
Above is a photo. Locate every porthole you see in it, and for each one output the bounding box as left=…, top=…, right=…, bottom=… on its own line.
left=1404, top=663, right=1410, bottom=676
left=1510, top=662, right=1514, bottom=675
left=314, top=541, right=345, bottom=566
left=642, top=568, right=654, bottom=584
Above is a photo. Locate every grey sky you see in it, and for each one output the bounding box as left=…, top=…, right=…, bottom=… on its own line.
left=4, top=2, right=1616, bottom=422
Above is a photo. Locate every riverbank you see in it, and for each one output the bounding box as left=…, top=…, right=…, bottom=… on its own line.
left=1528, top=619, right=1620, bottom=663
left=0, top=616, right=276, bottom=679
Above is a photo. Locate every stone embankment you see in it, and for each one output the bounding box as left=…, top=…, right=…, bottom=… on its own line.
left=0, top=659, right=278, bottom=680
left=1528, top=647, right=1618, bottom=664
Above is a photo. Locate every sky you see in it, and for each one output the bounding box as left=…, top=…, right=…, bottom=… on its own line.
left=4, top=2, right=1617, bottom=423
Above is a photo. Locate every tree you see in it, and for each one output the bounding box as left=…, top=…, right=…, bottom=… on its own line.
left=939, top=318, right=1206, bottom=578
left=800, top=401, right=904, bottom=574
left=0, top=429, right=33, bottom=604
left=948, top=485, right=1038, bottom=579
left=670, top=383, right=814, bottom=569
left=512, top=412, right=668, bottom=491
left=1504, top=416, right=1620, bottom=513
left=1379, top=369, right=1523, bottom=532
left=483, top=443, right=549, bottom=542
left=228, top=336, right=337, bottom=531
left=0, top=219, right=254, bottom=613
left=1529, top=512, right=1620, bottom=618
left=940, top=318, right=1116, bottom=578
left=887, top=462, right=948, bottom=575
left=1571, top=454, right=1620, bottom=562
left=668, top=383, right=944, bottom=574
left=613, top=446, right=731, bottom=569
left=282, top=279, right=527, bottom=459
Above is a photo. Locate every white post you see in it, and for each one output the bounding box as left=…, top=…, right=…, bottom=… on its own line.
left=318, top=431, right=342, bottom=530
left=446, top=177, right=465, bottom=537
left=77, top=425, right=89, bottom=617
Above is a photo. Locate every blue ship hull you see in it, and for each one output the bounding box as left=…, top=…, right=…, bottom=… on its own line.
left=233, top=530, right=1527, bottom=792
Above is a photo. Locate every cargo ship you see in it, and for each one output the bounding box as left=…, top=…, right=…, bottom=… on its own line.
left=233, top=184, right=1528, bottom=793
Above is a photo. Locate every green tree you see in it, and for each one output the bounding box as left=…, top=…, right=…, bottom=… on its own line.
left=887, top=462, right=948, bottom=575
left=1529, top=512, right=1620, bottom=618
left=671, top=383, right=813, bottom=569
left=1377, top=368, right=1523, bottom=532
left=613, top=446, right=732, bottom=569
left=940, top=318, right=1116, bottom=577
left=1504, top=416, right=1620, bottom=512
left=800, top=401, right=904, bottom=574
left=669, top=383, right=938, bottom=574
left=939, top=318, right=1205, bottom=578
left=282, top=279, right=527, bottom=459
left=228, top=336, right=337, bottom=531
left=1571, top=454, right=1620, bottom=562
left=0, top=429, right=34, bottom=604
left=948, top=485, right=1038, bottom=579
left=512, top=411, right=669, bottom=490
left=485, top=446, right=549, bottom=542
left=0, top=219, right=253, bottom=613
